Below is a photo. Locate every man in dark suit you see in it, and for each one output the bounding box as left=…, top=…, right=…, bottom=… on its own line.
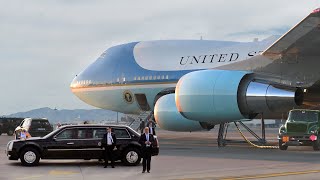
left=139, top=127, right=155, bottom=173
left=102, top=127, right=117, bottom=168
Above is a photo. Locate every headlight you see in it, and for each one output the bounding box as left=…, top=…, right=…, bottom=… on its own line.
left=279, top=129, right=286, bottom=134
left=7, top=141, right=13, bottom=151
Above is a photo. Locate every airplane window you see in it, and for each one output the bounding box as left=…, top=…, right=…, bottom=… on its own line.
left=161, top=75, right=164, bottom=79
left=153, top=76, right=156, bottom=80
left=145, top=76, right=148, bottom=80
left=166, top=75, right=169, bottom=79
left=141, top=76, right=145, bottom=80
left=157, top=76, right=160, bottom=80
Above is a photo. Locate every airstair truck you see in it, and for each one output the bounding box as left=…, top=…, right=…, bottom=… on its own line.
left=278, top=109, right=320, bottom=151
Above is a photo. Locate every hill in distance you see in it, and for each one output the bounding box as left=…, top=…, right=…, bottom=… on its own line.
left=5, top=107, right=124, bottom=123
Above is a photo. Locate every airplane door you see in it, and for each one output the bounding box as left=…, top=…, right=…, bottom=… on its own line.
left=134, top=94, right=151, bottom=111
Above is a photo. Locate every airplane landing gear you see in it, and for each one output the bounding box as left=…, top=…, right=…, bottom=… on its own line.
left=217, top=123, right=229, bottom=147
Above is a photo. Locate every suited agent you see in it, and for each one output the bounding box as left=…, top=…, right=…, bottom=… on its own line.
left=139, top=127, right=155, bottom=173
left=146, top=118, right=156, bottom=135
left=102, top=127, right=117, bottom=168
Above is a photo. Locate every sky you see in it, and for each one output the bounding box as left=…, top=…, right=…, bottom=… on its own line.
left=0, top=0, right=319, bottom=115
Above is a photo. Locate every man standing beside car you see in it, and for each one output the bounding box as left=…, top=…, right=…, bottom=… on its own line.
left=139, top=127, right=155, bottom=173
left=102, top=127, right=117, bottom=168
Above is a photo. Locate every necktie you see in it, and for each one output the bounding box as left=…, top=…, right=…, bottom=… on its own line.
left=108, top=133, right=113, bottom=144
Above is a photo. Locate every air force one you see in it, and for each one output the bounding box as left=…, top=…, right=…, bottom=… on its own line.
left=71, top=8, right=320, bottom=134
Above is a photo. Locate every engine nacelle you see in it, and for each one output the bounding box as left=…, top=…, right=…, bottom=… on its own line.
left=176, top=70, right=303, bottom=123
left=154, top=94, right=213, bottom=132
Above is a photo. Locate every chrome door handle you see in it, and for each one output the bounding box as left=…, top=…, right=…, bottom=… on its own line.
left=67, top=142, right=74, bottom=145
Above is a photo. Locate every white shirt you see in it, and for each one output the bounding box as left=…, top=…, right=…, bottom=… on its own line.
left=145, top=133, right=150, bottom=147
left=149, top=125, right=153, bottom=134
left=107, top=133, right=113, bottom=145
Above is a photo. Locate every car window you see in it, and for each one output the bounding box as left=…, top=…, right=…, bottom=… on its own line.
left=93, top=128, right=106, bottom=138
left=19, top=120, right=25, bottom=126
left=31, top=120, right=51, bottom=129
left=114, top=128, right=130, bottom=138
left=76, top=128, right=94, bottom=139
left=22, top=119, right=31, bottom=128
left=56, top=129, right=77, bottom=139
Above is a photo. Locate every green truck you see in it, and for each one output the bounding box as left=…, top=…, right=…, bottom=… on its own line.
left=278, top=109, right=320, bottom=151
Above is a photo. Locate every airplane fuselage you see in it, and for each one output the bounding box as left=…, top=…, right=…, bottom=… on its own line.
left=70, top=38, right=277, bottom=114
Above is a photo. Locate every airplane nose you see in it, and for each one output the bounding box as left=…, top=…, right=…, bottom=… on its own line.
left=70, top=74, right=91, bottom=89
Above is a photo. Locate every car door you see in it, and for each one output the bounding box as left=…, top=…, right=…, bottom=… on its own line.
left=113, top=128, right=132, bottom=158
left=80, top=128, right=106, bottom=159
left=44, top=128, right=81, bottom=159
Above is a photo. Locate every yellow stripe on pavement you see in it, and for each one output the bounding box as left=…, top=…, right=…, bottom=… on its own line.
left=220, top=169, right=320, bottom=180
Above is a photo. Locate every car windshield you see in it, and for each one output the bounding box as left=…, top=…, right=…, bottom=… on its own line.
left=288, top=110, right=318, bottom=122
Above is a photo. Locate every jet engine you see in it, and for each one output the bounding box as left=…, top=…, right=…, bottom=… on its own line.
left=154, top=94, right=214, bottom=132
left=175, top=70, right=303, bottom=123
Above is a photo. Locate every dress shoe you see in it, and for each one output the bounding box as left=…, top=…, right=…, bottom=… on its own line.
left=112, top=166, right=115, bottom=168
left=142, top=171, right=145, bottom=173
left=104, top=166, right=107, bottom=168
left=147, top=171, right=150, bottom=173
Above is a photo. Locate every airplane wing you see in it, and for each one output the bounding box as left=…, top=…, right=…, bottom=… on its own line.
left=263, top=8, right=320, bottom=59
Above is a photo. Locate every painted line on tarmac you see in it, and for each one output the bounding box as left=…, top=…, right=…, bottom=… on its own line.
left=49, top=170, right=79, bottom=175
left=16, top=175, right=43, bottom=180
left=220, top=169, right=320, bottom=180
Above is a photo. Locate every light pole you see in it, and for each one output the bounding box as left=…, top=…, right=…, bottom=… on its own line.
left=117, top=112, right=118, bottom=124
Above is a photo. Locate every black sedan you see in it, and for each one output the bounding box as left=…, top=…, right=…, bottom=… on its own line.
left=6, top=124, right=159, bottom=166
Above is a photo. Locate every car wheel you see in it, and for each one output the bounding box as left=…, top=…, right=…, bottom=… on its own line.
left=122, top=148, right=141, bottom=166
left=7, top=130, right=14, bottom=136
left=313, top=137, right=320, bottom=151
left=279, top=140, right=288, bottom=150
left=20, top=147, right=40, bottom=166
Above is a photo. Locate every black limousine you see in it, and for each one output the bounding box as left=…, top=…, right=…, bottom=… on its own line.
left=6, top=124, right=159, bottom=166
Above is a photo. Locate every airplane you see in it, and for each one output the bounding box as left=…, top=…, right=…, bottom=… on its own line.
left=70, top=8, right=320, bottom=145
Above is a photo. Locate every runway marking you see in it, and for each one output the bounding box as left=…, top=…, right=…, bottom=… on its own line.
left=220, top=169, right=320, bottom=180
left=49, top=170, right=78, bottom=175
left=16, top=175, right=43, bottom=180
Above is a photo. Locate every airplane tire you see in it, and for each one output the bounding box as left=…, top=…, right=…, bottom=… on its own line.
left=279, top=140, right=288, bottom=150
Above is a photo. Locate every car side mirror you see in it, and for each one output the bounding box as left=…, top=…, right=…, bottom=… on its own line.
left=53, top=136, right=57, bottom=141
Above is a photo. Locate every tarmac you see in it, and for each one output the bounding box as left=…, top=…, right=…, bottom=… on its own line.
left=1, top=127, right=320, bottom=180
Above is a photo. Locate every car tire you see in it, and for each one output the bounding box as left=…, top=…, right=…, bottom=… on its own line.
left=279, top=140, right=288, bottom=150
left=122, top=147, right=141, bottom=166
left=7, top=130, right=14, bottom=136
left=313, top=137, right=320, bottom=151
left=20, top=147, right=40, bottom=166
